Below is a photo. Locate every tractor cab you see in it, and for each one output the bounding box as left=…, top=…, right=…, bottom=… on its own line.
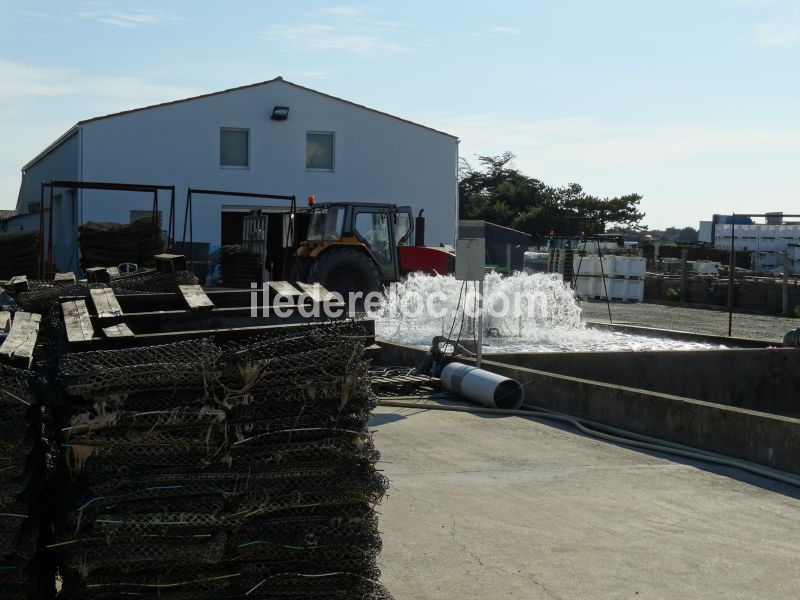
left=294, top=202, right=414, bottom=294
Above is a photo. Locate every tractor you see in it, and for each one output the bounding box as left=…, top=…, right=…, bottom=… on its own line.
left=290, top=201, right=454, bottom=296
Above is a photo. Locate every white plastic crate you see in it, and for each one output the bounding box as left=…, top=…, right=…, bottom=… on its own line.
left=693, top=261, right=719, bottom=275
left=609, top=256, right=646, bottom=278
left=574, top=275, right=644, bottom=302
left=605, top=277, right=644, bottom=302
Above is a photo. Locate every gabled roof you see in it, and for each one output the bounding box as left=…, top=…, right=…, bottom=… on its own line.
left=22, top=127, right=78, bottom=172
left=22, top=77, right=457, bottom=172
left=0, top=209, right=18, bottom=221
left=77, top=76, right=457, bottom=139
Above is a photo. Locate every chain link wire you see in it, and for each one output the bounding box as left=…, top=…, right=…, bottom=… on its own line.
left=55, top=320, right=393, bottom=599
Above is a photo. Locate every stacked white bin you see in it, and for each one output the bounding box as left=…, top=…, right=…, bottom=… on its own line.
left=573, top=255, right=645, bottom=302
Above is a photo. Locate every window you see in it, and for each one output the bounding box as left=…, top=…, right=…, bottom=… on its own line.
left=306, top=132, right=334, bottom=170
left=28, top=202, right=40, bottom=213
left=395, top=212, right=412, bottom=245
left=307, top=206, right=346, bottom=242
left=220, top=128, right=249, bottom=168
left=354, top=210, right=391, bottom=264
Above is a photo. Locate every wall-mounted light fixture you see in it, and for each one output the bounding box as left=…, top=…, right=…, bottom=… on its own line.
left=271, top=106, right=290, bottom=121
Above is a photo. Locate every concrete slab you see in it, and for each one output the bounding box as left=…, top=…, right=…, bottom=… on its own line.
left=372, top=406, right=800, bottom=599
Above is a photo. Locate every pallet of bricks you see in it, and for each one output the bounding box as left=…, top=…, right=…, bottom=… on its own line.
left=0, top=272, right=393, bottom=599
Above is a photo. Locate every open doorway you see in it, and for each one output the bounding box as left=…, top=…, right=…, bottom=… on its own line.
left=221, top=207, right=300, bottom=280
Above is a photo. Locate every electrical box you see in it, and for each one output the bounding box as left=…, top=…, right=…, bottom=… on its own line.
left=456, top=237, right=486, bottom=281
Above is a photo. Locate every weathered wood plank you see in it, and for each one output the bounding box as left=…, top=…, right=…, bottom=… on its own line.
left=178, top=284, right=214, bottom=310
left=62, top=300, right=95, bottom=343
left=53, top=272, right=77, bottom=285
left=295, top=281, right=337, bottom=303
left=0, top=311, right=41, bottom=368
left=89, top=287, right=123, bottom=318
left=0, top=311, right=10, bottom=333
left=268, top=281, right=303, bottom=298
left=101, top=323, right=134, bottom=338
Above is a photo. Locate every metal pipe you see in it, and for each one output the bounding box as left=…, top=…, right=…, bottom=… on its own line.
left=48, top=183, right=54, bottom=274
left=784, top=328, right=800, bottom=348
left=187, top=188, right=294, bottom=201
left=728, top=215, right=735, bottom=336
left=38, top=182, right=45, bottom=277
left=440, top=361, right=524, bottom=410
left=680, top=248, right=688, bottom=305
left=476, top=281, right=483, bottom=369
left=168, top=186, right=176, bottom=249
left=783, top=252, right=790, bottom=316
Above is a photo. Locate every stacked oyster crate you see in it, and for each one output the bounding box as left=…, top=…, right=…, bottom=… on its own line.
left=0, top=364, right=45, bottom=599
left=56, top=323, right=390, bottom=598
left=0, top=265, right=392, bottom=599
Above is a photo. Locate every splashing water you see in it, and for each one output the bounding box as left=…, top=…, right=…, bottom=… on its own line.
left=370, top=272, right=722, bottom=352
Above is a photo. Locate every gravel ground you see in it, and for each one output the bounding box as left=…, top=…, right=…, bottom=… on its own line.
left=580, top=300, right=798, bottom=342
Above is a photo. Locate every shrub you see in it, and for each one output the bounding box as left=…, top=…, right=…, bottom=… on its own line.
left=666, top=287, right=680, bottom=301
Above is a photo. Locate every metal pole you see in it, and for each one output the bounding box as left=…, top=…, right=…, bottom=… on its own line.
left=680, top=248, right=688, bottom=305
left=169, top=186, right=176, bottom=249
left=783, top=252, right=790, bottom=316
left=189, top=189, right=194, bottom=270
left=477, top=278, right=483, bottom=369
left=38, top=183, right=45, bottom=278
left=727, top=216, right=735, bottom=337
left=48, top=184, right=54, bottom=274
left=597, top=244, right=613, bottom=324
left=181, top=188, right=190, bottom=247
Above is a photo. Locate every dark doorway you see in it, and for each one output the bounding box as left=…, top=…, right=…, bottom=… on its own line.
left=221, top=211, right=245, bottom=245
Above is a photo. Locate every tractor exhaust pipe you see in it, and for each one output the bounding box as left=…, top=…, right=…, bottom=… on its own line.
left=440, top=362, right=524, bottom=410
left=415, top=209, right=426, bottom=247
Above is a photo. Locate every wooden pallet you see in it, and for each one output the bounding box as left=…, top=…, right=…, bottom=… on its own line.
left=59, top=281, right=363, bottom=351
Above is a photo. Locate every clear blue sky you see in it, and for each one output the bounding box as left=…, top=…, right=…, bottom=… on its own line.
left=1, top=0, right=799, bottom=228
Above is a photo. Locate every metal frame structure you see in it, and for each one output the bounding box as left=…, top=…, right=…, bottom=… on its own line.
left=726, top=213, right=800, bottom=336
left=181, top=187, right=297, bottom=274
left=39, top=180, right=175, bottom=277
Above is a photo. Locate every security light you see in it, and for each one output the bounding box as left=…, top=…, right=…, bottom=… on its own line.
left=271, top=106, right=290, bottom=121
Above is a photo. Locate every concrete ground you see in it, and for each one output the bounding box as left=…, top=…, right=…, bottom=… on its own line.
left=580, top=301, right=797, bottom=342
left=372, top=405, right=800, bottom=600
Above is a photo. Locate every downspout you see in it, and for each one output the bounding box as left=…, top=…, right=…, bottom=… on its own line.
left=454, top=138, right=460, bottom=245
left=78, top=126, right=83, bottom=225
left=78, top=126, right=84, bottom=272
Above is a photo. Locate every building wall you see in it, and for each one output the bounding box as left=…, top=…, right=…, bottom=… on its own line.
left=16, top=130, right=80, bottom=214
left=77, top=80, right=458, bottom=247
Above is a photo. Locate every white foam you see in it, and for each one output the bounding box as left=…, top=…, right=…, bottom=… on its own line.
left=370, top=272, right=722, bottom=352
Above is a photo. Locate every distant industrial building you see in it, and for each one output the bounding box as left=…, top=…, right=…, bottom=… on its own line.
left=710, top=212, right=800, bottom=274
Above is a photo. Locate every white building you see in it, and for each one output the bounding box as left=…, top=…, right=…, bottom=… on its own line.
left=12, top=77, right=459, bottom=272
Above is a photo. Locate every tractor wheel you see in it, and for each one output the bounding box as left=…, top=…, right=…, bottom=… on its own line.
left=308, top=247, right=382, bottom=297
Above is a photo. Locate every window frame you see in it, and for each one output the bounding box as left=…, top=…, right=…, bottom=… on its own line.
left=306, top=131, right=335, bottom=172
left=219, top=127, right=250, bottom=169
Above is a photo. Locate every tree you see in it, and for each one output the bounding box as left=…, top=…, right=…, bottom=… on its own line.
left=458, top=152, right=646, bottom=236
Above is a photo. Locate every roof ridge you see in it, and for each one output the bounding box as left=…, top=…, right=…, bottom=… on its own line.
left=75, top=76, right=456, bottom=138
